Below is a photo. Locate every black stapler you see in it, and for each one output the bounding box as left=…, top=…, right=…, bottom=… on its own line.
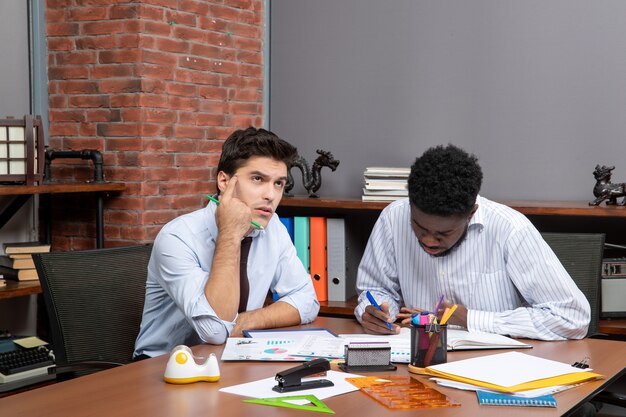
left=272, top=358, right=334, bottom=393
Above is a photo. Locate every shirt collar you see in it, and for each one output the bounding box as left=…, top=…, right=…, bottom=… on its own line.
left=468, top=195, right=485, bottom=232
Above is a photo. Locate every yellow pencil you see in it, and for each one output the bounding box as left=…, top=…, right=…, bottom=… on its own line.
left=440, top=304, right=458, bottom=325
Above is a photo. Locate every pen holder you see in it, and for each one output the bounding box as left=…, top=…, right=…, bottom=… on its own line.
left=410, top=323, right=447, bottom=368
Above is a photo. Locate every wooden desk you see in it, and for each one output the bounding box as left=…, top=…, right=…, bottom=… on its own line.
left=0, top=182, right=126, bottom=250
left=0, top=281, right=41, bottom=300
left=1, top=317, right=625, bottom=417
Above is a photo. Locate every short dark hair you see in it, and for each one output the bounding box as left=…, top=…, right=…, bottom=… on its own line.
left=217, top=127, right=297, bottom=176
left=408, top=144, right=483, bottom=216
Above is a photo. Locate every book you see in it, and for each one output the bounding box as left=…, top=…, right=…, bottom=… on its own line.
left=12, top=257, right=35, bottom=269
left=364, top=167, right=411, bottom=177
left=0, top=265, right=18, bottom=281
left=447, top=329, right=532, bottom=351
left=364, top=179, right=408, bottom=190
left=309, top=217, right=328, bottom=302
left=362, top=188, right=408, bottom=196
left=17, top=268, right=38, bottom=281
left=476, top=390, right=557, bottom=407
left=0, top=255, right=35, bottom=269
left=3, top=241, right=51, bottom=255
left=362, top=195, right=406, bottom=202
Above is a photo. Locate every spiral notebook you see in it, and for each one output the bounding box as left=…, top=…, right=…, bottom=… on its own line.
left=476, top=391, right=557, bottom=407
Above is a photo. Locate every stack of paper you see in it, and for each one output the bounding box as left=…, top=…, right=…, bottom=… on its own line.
left=423, top=351, right=603, bottom=394
left=362, top=167, right=410, bottom=202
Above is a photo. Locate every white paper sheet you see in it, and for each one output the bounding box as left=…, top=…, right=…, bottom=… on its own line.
left=219, top=370, right=363, bottom=400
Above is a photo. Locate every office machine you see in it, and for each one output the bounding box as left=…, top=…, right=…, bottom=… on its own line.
left=0, top=343, right=55, bottom=393
left=601, top=258, right=626, bottom=318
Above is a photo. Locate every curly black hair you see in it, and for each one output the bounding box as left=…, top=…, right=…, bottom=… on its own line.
left=408, top=144, right=483, bottom=216
left=217, top=127, right=297, bottom=176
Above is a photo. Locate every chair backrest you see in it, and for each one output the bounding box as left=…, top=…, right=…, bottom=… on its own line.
left=33, top=244, right=152, bottom=366
left=540, top=233, right=605, bottom=337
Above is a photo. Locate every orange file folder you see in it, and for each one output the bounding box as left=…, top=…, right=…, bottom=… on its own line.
left=309, top=217, right=328, bottom=301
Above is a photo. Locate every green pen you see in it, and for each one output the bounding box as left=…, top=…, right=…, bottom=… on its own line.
left=206, top=194, right=264, bottom=230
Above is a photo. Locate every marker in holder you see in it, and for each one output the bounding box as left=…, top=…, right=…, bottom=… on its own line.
left=410, top=323, right=447, bottom=368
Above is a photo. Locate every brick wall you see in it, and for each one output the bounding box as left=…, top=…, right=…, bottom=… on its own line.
left=46, top=0, right=264, bottom=250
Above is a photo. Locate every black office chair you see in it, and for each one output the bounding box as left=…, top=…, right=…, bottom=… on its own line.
left=33, top=244, right=152, bottom=378
left=541, top=232, right=626, bottom=409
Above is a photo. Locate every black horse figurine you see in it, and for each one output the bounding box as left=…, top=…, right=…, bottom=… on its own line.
left=285, top=149, right=340, bottom=198
left=589, top=165, right=626, bottom=206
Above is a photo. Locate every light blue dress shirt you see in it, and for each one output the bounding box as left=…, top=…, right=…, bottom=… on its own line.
left=134, top=202, right=319, bottom=357
left=355, top=196, right=590, bottom=341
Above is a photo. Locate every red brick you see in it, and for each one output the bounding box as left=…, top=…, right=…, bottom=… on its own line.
left=167, top=83, right=197, bottom=97
left=139, top=94, right=169, bottom=108
left=168, top=96, right=199, bottom=111
left=165, top=10, right=197, bottom=27
left=117, top=34, right=142, bottom=49
left=157, top=38, right=189, bottom=54
left=234, top=36, right=261, bottom=51
left=180, top=0, right=210, bottom=15
left=197, top=113, right=226, bottom=126
left=120, top=108, right=142, bottom=121
left=110, top=94, right=140, bottom=107
left=49, top=96, right=68, bottom=108
left=228, top=102, right=260, bottom=115
left=142, top=80, right=167, bottom=94
left=48, top=23, right=79, bottom=36
left=68, top=7, right=108, bottom=21
left=49, top=124, right=79, bottom=137
left=140, top=153, right=175, bottom=167
left=99, top=50, right=141, bottom=64
left=166, top=139, right=197, bottom=153
left=237, top=50, right=262, bottom=65
left=239, top=63, right=262, bottom=77
left=144, top=196, right=173, bottom=210
left=138, top=64, right=175, bottom=80
left=141, top=210, right=178, bottom=225
left=143, top=50, right=178, bottom=66
left=173, top=26, right=206, bottom=43
left=85, top=109, right=122, bottom=122
left=97, top=123, right=140, bottom=137
left=145, top=168, right=179, bottom=181
left=79, top=123, right=97, bottom=136
left=48, top=38, right=75, bottom=51
left=137, top=4, right=165, bottom=21
left=145, top=109, right=175, bottom=123
left=64, top=137, right=104, bottom=149
left=199, top=101, right=227, bottom=114
left=198, top=16, right=228, bottom=32
left=69, top=95, right=110, bottom=108
left=143, top=21, right=172, bottom=36
left=229, top=22, right=262, bottom=38
left=75, top=36, right=117, bottom=50
left=178, top=167, right=213, bottom=181
left=179, top=56, right=211, bottom=71
left=141, top=124, right=173, bottom=138
left=199, top=86, right=228, bottom=100
left=110, top=5, right=138, bottom=19
left=224, top=0, right=254, bottom=10
left=98, top=79, right=142, bottom=93
left=91, top=65, right=134, bottom=79
left=190, top=43, right=220, bottom=59
left=49, top=110, right=86, bottom=122
left=176, top=69, right=220, bottom=86
left=176, top=154, right=209, bottom=167
left=105, top=137, right=144, bottom=151
left=82, top=21, right=125, bottom=36
left=49, top=66, right=89, bottom=80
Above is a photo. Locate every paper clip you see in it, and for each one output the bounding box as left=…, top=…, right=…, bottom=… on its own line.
left=572, top=356, right=590, bottom=369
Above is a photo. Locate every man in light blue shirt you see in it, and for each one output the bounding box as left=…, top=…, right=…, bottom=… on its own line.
left=356, top=144, right=590, bottom=341
left=134, top=128, right=319, bottom=358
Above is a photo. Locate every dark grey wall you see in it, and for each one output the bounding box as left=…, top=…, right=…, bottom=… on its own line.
left=270, top=0, right=626, bottom=200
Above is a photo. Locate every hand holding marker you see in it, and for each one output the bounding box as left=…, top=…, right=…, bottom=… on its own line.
left=206, top=195, right=264, bottom=230
left=366, top=291, right=394, bottom=330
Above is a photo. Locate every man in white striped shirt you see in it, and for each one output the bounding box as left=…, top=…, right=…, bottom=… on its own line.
left=355, top=144, right=590, bottom=341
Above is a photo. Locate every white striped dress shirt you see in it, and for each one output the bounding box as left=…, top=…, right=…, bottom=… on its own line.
left=355, top=196, right=590, bottom=340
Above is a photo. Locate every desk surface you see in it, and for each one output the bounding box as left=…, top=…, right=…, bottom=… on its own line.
left=1, top=317, right=625, bottom=417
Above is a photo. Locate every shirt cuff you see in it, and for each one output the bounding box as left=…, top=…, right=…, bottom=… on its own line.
left=467, top=310, right=496, bottom=333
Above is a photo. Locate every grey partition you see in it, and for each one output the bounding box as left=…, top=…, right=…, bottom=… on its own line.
left=270, top=0, right=626, bottom=200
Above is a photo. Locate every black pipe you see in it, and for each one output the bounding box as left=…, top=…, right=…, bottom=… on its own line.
left=44, top=149, right=105, bottom=183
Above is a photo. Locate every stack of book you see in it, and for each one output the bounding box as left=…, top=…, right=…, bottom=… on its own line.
left=362, top=167, right=410, bottom=202
left=0, top=242, right=51, bottom=281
